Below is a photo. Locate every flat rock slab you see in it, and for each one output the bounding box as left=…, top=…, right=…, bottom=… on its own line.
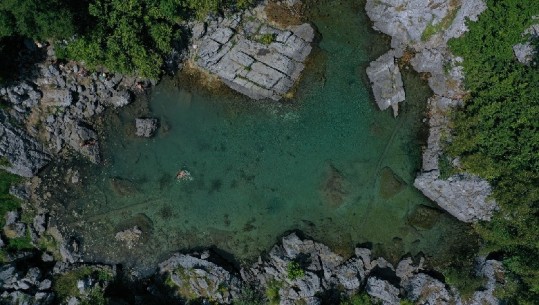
left=366, top=50, right=405, bottom=116
left=191, top=7, right=314, bottom=101
left=414, top=172, right=498, bottom=223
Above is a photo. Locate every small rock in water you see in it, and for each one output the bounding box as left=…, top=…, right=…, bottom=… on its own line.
left=115, top=226, right=143, bottom=249
left=135, top=118, right=159, bottom=138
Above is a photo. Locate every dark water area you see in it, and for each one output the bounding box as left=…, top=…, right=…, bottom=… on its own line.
left=44, top=0, right=475, bottom=272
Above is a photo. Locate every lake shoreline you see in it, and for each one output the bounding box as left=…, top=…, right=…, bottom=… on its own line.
left=0, top=0, right=503, bottom=304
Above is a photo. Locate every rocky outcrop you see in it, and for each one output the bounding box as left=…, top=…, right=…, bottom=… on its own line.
left=135, top=118, right=159, bottom=138
left=159, top=253, right=242, bottom=304
left=366, top=50, right=405, bottom=117
left=190, top=2, right=314, bottom=101
left=0, top=110, right=50, bottom=177
left=513, top=24, right=539, bottom=65
left=157, top=233, right=504, bottom=305
left=365, top=0, right=498, bottom=223
left=0, top=46, right=146, bottom=165
left=366, top=277, right=400, bottom=305
left=414, top=172, right=498, bottom=222
left=0, top=264, right=54, bottom=305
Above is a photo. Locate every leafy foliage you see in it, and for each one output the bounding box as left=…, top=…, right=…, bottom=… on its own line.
left=0, top=0, right=76, bottom=40
left=286, top=261, right=305, bottom=280
left=234, top=286, right=265, bottom=305
left=448, top=0, right=539, bottom=302
left=340, top=293, right=375, bottom=305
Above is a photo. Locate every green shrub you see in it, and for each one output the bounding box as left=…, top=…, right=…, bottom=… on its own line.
left=340, top=293, right=374, bottom=305
left=286, top=261, right=305, bottom=280
left=265, top=279, right=282, bottom=305
left=257, top=33, right=276, bottom=45
left=443, top=267, right=486, bottom=300
left=53, top=267, right=94, bottom=301
left=234, top=286, right=265, bottom=305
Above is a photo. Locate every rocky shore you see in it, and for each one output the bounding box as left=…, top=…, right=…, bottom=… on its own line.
left=364, top=0, right=498, bottom=223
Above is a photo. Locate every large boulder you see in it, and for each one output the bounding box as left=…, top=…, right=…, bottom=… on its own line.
left=159, top=253, right=242, bottom=304
left=0, top=110, right=50, bottom=177
left=366, top=50, right=405, bottom=117
left=366, top=277, right=400, bottom=305
left=414, top=172, right=498, bottom=223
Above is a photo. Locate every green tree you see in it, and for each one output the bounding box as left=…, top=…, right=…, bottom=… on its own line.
left=0, top=0, right=76, bottom=40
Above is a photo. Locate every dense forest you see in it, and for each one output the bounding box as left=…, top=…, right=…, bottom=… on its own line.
left=448, top=0, right=539, bottom=303
left=0, top=0, right=252, bottom=79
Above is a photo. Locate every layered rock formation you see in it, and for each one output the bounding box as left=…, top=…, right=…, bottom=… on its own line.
left=365, top=0, right=498, bottom=222
left=190, top=3, right=314, bottom=101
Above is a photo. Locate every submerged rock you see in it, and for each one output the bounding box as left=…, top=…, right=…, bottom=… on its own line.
left=115, top=226, right=142, bottom=249
left=191, top=3, right=314, bottom=101
left=379, top=167, right=406, bottom=199
left=320, top=163, right=350, bottom=207
left=135, top=118, right=159, bottom=138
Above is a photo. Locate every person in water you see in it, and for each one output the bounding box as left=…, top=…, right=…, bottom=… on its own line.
left=176, top=169, right=193, bottom=181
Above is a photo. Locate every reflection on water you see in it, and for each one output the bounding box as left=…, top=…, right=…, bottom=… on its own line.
left=45, top=0, right=474, bottom=271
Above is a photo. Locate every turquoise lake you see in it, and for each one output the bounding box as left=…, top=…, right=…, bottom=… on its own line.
left=48, top=0, right=473, bottom=270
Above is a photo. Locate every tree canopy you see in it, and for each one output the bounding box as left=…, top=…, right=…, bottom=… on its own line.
left=448, top=0, right=539, bottom=302
left=1, top=0, right=253, bottom=79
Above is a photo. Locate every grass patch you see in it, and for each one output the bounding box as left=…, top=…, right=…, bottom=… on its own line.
left=341, top=293, right=375, bottom=305
left=438, top=154, right=458, bottom=179
left=53, top=266, right=94, bottom=301
left=265, top=279, right=282, bottom=305
left=443, top=267, right=486, bottom=300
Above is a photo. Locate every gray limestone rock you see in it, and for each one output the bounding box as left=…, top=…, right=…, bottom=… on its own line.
left=65, top=121, right=100, bottom=164
left=41, top=88, right=73, bottom=107
left=366, top=277, right=400, bottom=305
left=9, top=183, right=31, bottom=201
left=513, top=43, right=536, bottom=64
left=0, top=110, right=50, bottom=177
left=191, top=6, right=313, bottom=101
left=366, top=50, right=405, bottom=117
left=404, top=273, right=452, bottom=304
left=160, top=253, right=242, bottom=304
left=414, top=172, right=498, bottom=223
left=109, top=90, right=133, bottom=108
left=135, top=118, right=159, bottom=138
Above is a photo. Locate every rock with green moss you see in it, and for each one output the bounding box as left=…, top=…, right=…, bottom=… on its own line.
left=159, top=253, right=241, bottom=304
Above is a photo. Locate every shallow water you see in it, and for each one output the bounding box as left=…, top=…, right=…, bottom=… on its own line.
left=48, top=0, right=472, bottom=270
